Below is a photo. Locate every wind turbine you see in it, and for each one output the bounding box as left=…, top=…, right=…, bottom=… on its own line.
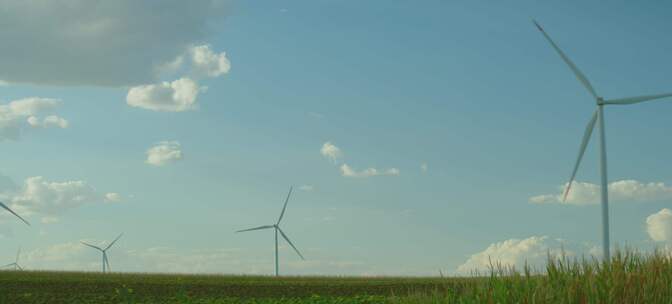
left=81, top=233, right=123, bottom=273
left=2, top=248, right=23, bottom=271
left=534, top=20, right=672, bottom=260
left=0, top=201, right=30, bottom=226
left=237, top=186, right=305, bottom=276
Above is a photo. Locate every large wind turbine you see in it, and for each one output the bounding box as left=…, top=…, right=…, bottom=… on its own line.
left=237, top=187, right=305, bottom=276
left=0, top=201, right=30, bottom=226
left=2, top=248, right=23, bottom=271
left=534, top=20, right=672, bottom=260
left=81, top=233, right=123, bottom=273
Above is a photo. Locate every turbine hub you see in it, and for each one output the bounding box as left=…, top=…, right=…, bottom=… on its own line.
left=596, top=97, right=605, bottom=105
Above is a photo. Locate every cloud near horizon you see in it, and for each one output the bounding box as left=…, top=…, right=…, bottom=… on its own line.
left=647, top=208, right=672, bottom=242
left=529, top=180, right=672, bottom=205
left=456, top=236, right=598, bottom=275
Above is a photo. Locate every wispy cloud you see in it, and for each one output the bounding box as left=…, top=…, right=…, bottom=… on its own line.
left=298, top=185, right=314, bottom=191
left=340, top=164, right=399, bottom=178
left=320, top=142, right=400, bottom=178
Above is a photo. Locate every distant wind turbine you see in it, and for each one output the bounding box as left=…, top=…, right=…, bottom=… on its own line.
left=81, top=233, right=123, bottom=273
left=0, top=201, right=30, bottom=226
left=237, top=186, right=305, bottom=276
left=2, top=248, right=23, bottom=271
left=534, top=20, right=672, bottom=261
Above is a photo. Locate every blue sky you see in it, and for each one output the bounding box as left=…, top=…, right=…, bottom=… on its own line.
left=1, top=0, right=672, bottom=275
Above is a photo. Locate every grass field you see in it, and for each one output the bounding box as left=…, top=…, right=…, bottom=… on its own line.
left=2, top=249, right=672, bottom=303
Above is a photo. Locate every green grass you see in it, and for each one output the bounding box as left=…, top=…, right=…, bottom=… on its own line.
left=1, top=249, right=672, bottom=303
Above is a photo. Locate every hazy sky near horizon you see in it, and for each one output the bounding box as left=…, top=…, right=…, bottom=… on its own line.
left=1, top=0, right=672, bottom=276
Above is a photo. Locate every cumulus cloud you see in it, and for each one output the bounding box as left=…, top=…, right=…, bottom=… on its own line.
left=0, top=176, right=114, bottom=224
left=456, top=236, right=595, bottom=275
left=127, top=78, right=202, bottom=112
left=27, top=115, right=69, bottom=128
left=189, top=45, right=231, bottom=78
left=321, top=142, right=342, bottom=163
left=10, top=176, right=98, bottom=215
left=0, top=98, right=68, bottom=140
left=146, top=141, right=183, bottom=166
left=646, top=208, right=672, bottom=242
left=340, top=164, right=399, bottom=178
left=529, top=180, right=672, bottom=205
left=0, top=0, right=228, bottom=86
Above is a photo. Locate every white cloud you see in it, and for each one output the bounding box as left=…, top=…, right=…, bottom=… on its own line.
left=189, top=45, right=231, bottom=78
left=27, top=115, right=69, bottom=128
left=0, top=1, right=228, bottom=87
left=0, top=97, right=68, bottom=140
left=320, top=142, right=342, bottom=163
left=320, top=142, right=400, bottom=179
left=146, top=141, right=183, bottom=166
left=104, top=192, right=123, bottom=203
left=647, top=208, right=672, bottom=242
left=340, top=164, right=399, bottom=178
left=421, top=163, right=428, bottom=173
left=127, top=77, right=202, bottom=112
left=530, top=180, right=672, bottom=205
left=0, top=176, right=111, bottom=224
left=456, top=236, right=594, bottom=275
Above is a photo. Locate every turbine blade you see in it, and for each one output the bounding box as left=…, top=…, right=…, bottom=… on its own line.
left=0, top=201, right=30, bottom=226
left=104, top=253, right=111, bottom=272
left=277, top=227, right=305, bottom=260
left=105, top=233, right=124, bottom=251
left=15, top=248, right=20, bottom=264
left=603, top=93, right=672, bottom=105
left=277, top=187, right=293, bottom=225
left=81, top=241, right=103, bottom=251
left=1, top=263, right=14, bottom=268
left=563, top=109, right=598, bottom=201
left=533, top=20, right=598, bottom=99
left=236, top=225, right=274, bottom=233
left=16, top=264, right=22, bottom=271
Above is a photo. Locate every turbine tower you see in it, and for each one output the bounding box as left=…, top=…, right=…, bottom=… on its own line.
left=237, top=186, right=305, bottom=276
left=2, top=248, right=23, bottom=271
left=81, top=233, right=123, bottom=273
left=0, top=201, right=30, bottom=226
left=534, top=20, right=672, bottom=260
